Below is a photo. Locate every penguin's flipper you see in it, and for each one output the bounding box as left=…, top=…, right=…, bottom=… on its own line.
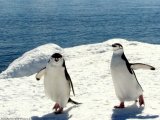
left=63, top=60, right=75, bottom=96
left=68, top=98, right=82, bottom=105
left=64, top=68, right=75, bottom=96
left=130, top=63, right=155, bottom=70
left=36, top=67, right=46, bottom=80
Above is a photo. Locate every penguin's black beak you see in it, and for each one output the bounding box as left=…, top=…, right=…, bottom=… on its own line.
left=55, top=58, right=59, bottom=62
left=112, top=44, right=116, bottom=47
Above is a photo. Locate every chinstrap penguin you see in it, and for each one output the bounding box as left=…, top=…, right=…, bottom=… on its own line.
left=110, top=43, right=155, bottom=108
left=36, top=53, right=80, bottom=114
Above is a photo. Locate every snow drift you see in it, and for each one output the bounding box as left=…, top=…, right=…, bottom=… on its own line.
left=0, top=43, right=63, bottom=78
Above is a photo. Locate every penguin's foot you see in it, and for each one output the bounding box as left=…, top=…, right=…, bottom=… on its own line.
left=114, top=102, right=125, bottom=109
left=53, top=103, right=63, bottom=114
left=139, top=95, right=145, bottom=106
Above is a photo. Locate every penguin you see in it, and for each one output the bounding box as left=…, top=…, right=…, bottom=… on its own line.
left=110, top=43, right=155, bottom=108
left=36, top=53, right=80, bottom=114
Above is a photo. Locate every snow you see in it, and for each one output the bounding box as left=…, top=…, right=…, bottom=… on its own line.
left=0, top=43, right=63, bottom=79
left=0, top=39, right=159, bottom=120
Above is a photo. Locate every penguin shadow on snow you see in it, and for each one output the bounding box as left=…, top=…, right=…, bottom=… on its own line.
left=31, top=105, right=77, bottom=120
left=111, top=103, right=159, bottom=120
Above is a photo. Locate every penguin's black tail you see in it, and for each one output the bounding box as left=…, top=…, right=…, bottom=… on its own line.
left=68, top=98, right=82, bottom=105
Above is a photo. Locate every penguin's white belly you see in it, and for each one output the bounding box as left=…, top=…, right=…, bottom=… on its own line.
left=44, top=67, right=70, bottom=107
left=111, top=57, right=143, bottom=101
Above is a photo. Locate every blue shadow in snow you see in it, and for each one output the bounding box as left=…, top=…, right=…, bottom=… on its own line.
left=111, top=103, right=159, bottom=120
left=31, top=105, right=77, bottom=120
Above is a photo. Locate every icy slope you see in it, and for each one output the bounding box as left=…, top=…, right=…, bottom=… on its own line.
left=0, top=44, right=63, bottom=78
left=0, top=39, right=159, bottom=120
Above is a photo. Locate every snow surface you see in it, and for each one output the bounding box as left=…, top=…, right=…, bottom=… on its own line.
left=0, top=39, right=160, bottom=120
left=0, top=44, right=63, bottom=79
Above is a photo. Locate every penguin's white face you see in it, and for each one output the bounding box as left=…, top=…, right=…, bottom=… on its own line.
left=112, top=43, right=124, bottom=54
left=48, top=53, right=64, bottom=67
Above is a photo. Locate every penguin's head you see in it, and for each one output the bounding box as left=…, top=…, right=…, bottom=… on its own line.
left=48, top=53, right=64, bottom=67
left=112, top=43, right=123, bottom=53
